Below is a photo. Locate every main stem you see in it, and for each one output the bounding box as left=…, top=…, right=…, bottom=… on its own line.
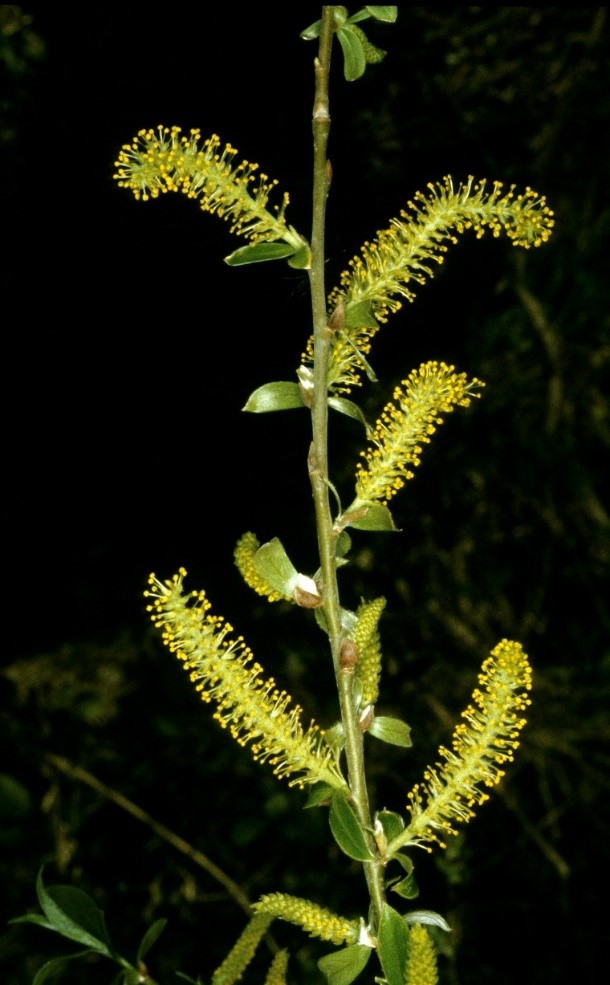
left=307, top=6, right=386, bottom=926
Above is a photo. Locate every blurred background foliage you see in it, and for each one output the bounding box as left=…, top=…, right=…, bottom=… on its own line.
left=1, top=6, right=608, bottom=985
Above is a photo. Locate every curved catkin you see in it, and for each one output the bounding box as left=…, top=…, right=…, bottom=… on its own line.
left=352, top=361, right=484, bottom=508
left=145, top=570, right=345, bottom=790
left=397, top=639, right=532, bottom=851
left=114, top=126, right=299, bottom=247
left=301, top=175, right=554, bottom=391
left=253, top=893, right=360, bottom=946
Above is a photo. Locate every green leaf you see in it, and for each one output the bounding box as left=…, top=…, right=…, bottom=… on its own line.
left=329, top=793, right=373, bottom=861
left=324, top=722, right=346, bottom=754
left=394, top=853, right=414, bottom=875
left=336, top=26, right=367, bottom=81
left=253, top=538, right=298, bottom=596
left=36, top=869, right=113, bottom=956
left=318, top=944, right=372, bottom=985
left=32, top=950, right=95, bottom=985
left=224, top=241, right=298, bottom=266
left=304, top=783, right=336, bottom=809
left=137, top=917, right=167, bottom=962
left=336, top=531, right=352, bottom=558
left=391, top=872, right=419, bottom=900
left=368, top=716, right=412, bottom=748
left=242, top=381, right=305, bottom=413
left=344, top=301, right=378, bottom=329
left=377, top=904, right=409, bottom=985
left=365, top=7, right=398, bottom=23
left=287, top=242, right=312, bottom=269
left=348, top=504, right=398, bottom=532
left=8, top=913, right=55, bottom=930
left=328, top=397, right=371, bottom=433
left=300, top=19, right=321, bottom=40
left=376, top=810, right=405, bottom=845
left=404, top=910, right=452, bottom=933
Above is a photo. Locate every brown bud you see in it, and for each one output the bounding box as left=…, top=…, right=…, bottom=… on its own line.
left=358, top=704, right=375, bottom=732
left=293, top=584, right=323, bottom=609
left=328, top=300, right=345, bottom=333
left=339, top=638, right=359, bottom=671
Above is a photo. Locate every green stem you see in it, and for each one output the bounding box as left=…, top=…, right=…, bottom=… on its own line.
left=307, top=5, right=386, bottom=927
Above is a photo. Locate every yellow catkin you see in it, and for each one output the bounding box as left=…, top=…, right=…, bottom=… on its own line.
left=300, top=175, right=554, bottom=391
left=263, top=949, right=289, bottom=985
left=144, top=570, right=345, bottom=790
left=253, top=893, right=360, bottom=946
left=404, top=924, right=439, bottom=985
left=353, top=361, right=484, bottom=507
left=114, top=126, right=297, bottom=247
left=211, top=913, right=273, bottom=985
left=353, top=597, right=386, bottom=706
left=399, top=639, right=532, bottom=851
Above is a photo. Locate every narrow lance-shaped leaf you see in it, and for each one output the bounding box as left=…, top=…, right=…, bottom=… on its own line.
left=35, top=869, right=113, bottom=956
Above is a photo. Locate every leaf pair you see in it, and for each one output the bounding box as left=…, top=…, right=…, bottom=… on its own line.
left=301, top=7, right=398, bottom=81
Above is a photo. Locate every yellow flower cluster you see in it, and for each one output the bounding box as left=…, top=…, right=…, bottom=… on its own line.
left=253, top=893, right=360, bottom=946
left=234, top=532, right=291, bottom=603
left=263, top=950, right=289, bottom=985
left=145, top=570, right=345, bottom=790
left=405, top=924, right=438, bottom=985
left=114, top=126, right=296, bottom=245
left=301, top=175, right=554, bottom=392
left=353, top=597, right=386, bottom=706
left=354, top=361, right=484, bottom=506
left=398, top=639, right=532, bottom=851
left=211, top=913, right=272, bottom=985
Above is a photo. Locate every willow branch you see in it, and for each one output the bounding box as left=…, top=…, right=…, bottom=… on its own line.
left=307, top=6, right=386, bottom=924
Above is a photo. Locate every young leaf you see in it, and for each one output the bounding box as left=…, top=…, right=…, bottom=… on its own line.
left=304, top=782, right=336, bottom=809
left=364, top=6, right=398, bottom=22
left=318, top=944, right=372, bottom=985
left=336, top=26, right=367, bottom=81
left=343, top=301, right=378, bottom=329
left=287, top=242, right=312, bottom=269
left=328, top=397, right=371, bottom=433
left=404, top=910, right=452, bottom=933
left=300, top=19, right=322, bottom=40
left=375, top=810, right=405, bottom=845
left=32, top=950, right=95, bottom=985
left=348, top=504, right=398, bottom=532
left=224, top=241, right=298, bottom=266
left=329, top=793, right=373, bottom=861
left=390, top=872, right=419, bottom=901
left=368, top=716, right=412, bottom=748
left=377, top=904, right=409, bottom=985
left=137, top=917, right=168, bottom=962
left=36, top=869, right=113, bottom=956
left=253, top=538, right=299, bottom=596
left=242, top=381, right=305, bottom=413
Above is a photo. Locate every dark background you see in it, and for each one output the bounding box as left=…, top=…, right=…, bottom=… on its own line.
left=2, top=6, right=609, bottom=985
